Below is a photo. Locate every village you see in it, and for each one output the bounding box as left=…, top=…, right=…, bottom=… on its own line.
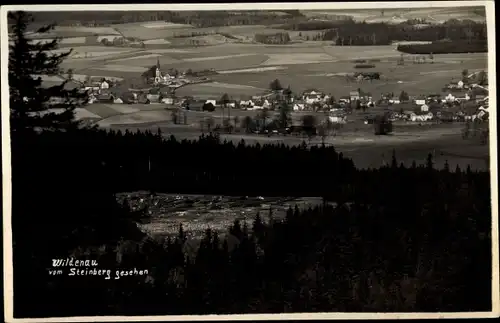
left=58, top=56, right=489, bottom=138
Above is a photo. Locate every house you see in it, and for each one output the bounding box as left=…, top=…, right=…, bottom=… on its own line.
left=420, top=104, right=429, bottom=112
left=122, top=92, right=137, bottom=104
left=303, top=89, right=323, bottom=99
left=147, top=94, right=161, bottom=103
left=293, top=103, right=305, bottom=111
left=426, top=94, right=441, bottom=102
left=96, top=92, right=114, bottom=103
left=262, top=100, right=271, bottom=109
left=137, top=94, right=150, bottom=104
left=457, top=80, right=464, bottom=88
left=414, top=97, right=426, bottom=105
left=349, top=91, right=360, bottom=101
left=162, top=97, right=175, bottom=105
left=206, top=99, right=217, bottom=107
left=100, top=79, right=110, bottom=90
left=456, top=93, right=470, bottom=101
left=184, top=100, right=206, bottom=111
left=444, top=93, right=455, bottom=102
left=305, top=96, right=320, bottom=105
left=240, top=99, right=254, bottom=108
left=339, top=96, right=350, bottom=103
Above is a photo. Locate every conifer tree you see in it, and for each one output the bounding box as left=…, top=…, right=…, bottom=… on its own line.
left=8, top=11, right=88, bottom=134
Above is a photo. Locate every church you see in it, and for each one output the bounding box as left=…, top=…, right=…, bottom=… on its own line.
left=154, top=58, right=172, bottom=84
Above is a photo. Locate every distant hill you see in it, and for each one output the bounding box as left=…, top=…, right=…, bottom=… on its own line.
left=301, top=6, right=486, bottom=24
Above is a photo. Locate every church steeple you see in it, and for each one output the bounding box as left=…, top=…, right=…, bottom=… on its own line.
left=156, top=57, right=160, bottom=69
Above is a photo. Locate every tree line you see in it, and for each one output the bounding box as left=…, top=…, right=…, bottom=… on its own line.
left=397, top=40, right=488, bottom=54
left=254, top=32, right=291, bottom=44
left=318, top=20, right=487, bottom=47
left=8, top=11, right=492, bottom=317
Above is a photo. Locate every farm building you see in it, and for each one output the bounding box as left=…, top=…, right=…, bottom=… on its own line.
left=96, top=92, right=114, bottom=103
left=122, top=92, right=137, bottom=104
left=162, top=97, right=175, bottom=105
left=147, top=94, right=161, bottom=103
left=184, top=100, right=206, bottom=111
left=293, top=103, right=305, bottom=111
left=339, top=96, right=350, bottom=103
left=302, top=89, right=323, bottom=101
left=349, top=91, right=360, bottom=101
left=414, top=97, right=426, bottom=105
left=206, top=99, right=217, bottom=107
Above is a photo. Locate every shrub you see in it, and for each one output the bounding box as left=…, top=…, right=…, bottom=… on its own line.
left=354, top=64, right=376, bottom=69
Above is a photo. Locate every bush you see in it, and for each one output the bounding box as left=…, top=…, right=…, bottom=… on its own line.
left=354, top=64, right=376, bottom=69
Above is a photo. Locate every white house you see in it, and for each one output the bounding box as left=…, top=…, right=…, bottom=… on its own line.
left=262, top=100, right=271, bottom=109
left=303, top=89, right=322, bottom=99
left=420, top=104, right=429, bottom=112
left=415, top=99, right=426, bottom=105
left=206, top=99, right=217, bottom=106
left=445, top=93, right=455, bottom=102
left=349, top=91, right=360, bottom=101
left=293, top=103, right=305, bottom=111
left=329, top=115, right=347, bottom=124
left=240, top=99, right=254, bottom=107
left=305, top=96, right=320, bottom=105
left=457, top=80, right=464, bottom=89
left=162, top=97, right=174, bottom=105
left=100, top=80, right=110, bottom=89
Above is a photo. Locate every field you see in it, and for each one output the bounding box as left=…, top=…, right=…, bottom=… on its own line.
left=116, top=193, right=323, bottom=243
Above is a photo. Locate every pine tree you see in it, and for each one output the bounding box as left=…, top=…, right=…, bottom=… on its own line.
left=426, top=153, right=434, bottom=170
left=8, top=11, right=88, bottom=134
left=391, top=149, right=398, bottom=169
left=444, top=160, right=450, bottom=172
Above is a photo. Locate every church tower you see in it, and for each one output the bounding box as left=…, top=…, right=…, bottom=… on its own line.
left=154, top=58, right=161, bottom=84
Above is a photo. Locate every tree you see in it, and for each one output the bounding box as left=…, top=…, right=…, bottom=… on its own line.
left=220, top=93, right=230, bottom=128
left=233, top=116, right=240, bottom=131
left=283, top=85, right=293, bottom=104
left=270, top=79, right=283, bottom=92
left=9, top=11, right=88, bottom=134
left=206, top=117, right=215, bottom=132
left=278, top=102, right=292, bottom=129
left=476, top=70, right=487, bottom=85
left=462, top=69, right=469, bottom=82
left=241, top=116, right=254, bottom=133
left=399, top=90, right=410, bottom=102
left=301, top=115, right=317, bottom=139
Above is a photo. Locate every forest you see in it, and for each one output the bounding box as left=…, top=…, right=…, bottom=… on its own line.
left=397, top=40, right=488, bottom=54
left=8, top=11, right=493, bottom=318
left=299, top=20, right=488, bottom=51
left=28, top=10, right=305, bottom=28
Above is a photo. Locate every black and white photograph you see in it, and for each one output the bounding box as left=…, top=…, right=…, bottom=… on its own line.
left=2, top=1, right=498, bottom=321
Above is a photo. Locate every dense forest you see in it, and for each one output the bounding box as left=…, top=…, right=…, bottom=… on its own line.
left=397, top=40, right=488, bottom=54
left=28, top=10, right=305, bottom=28
left=322, top=20, right=487, bottom=46
left=8, top=11, right=493, bottom=318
